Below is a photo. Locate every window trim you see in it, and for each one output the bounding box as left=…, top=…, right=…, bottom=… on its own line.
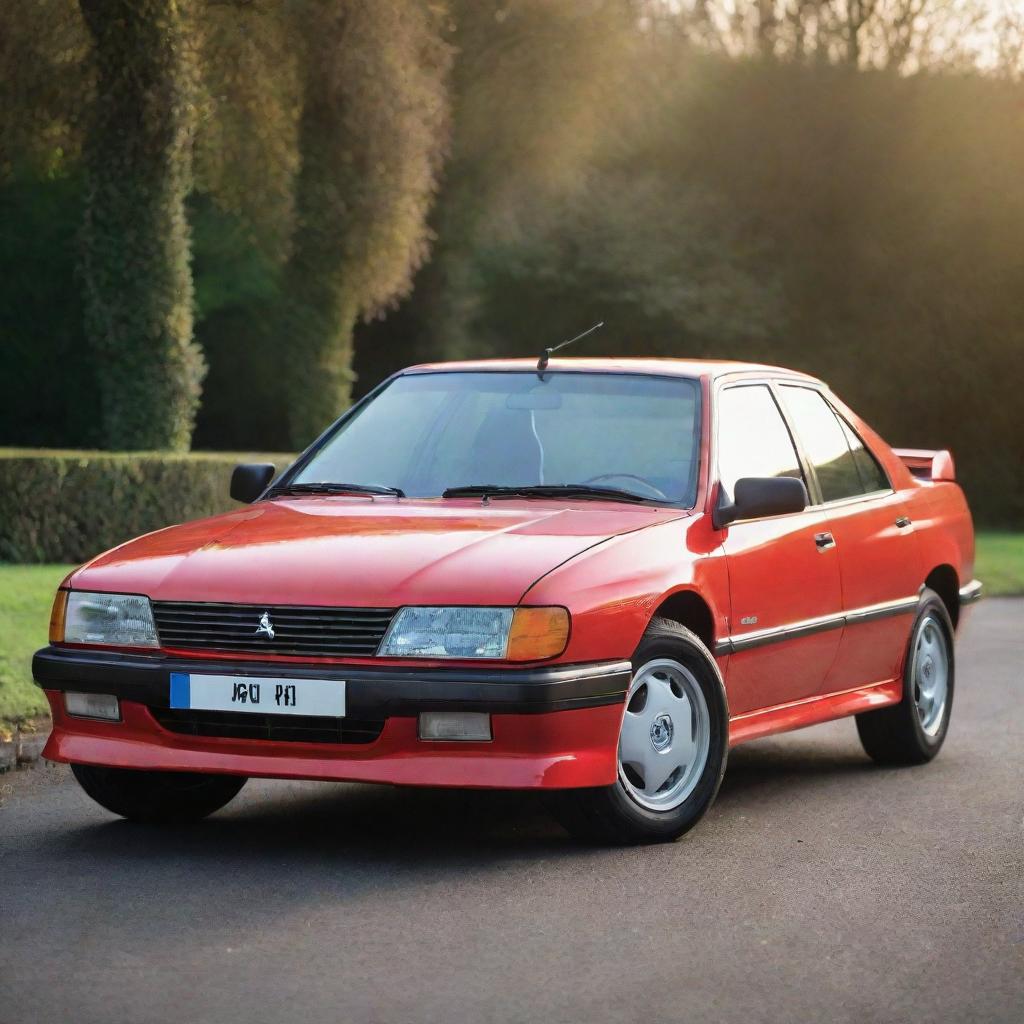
left=773, top=382, right=895, bottom=511
left=710, top=375, right=895, bottom=524
left=712, top=379, right=811, bottom=520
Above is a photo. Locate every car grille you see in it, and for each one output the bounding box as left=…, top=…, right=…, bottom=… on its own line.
left=151, top=601, right=396, bottom=657
left=151, top=708, right=385, bottom=745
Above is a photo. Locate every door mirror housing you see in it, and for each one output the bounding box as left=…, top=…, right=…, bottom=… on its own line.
left=713, top=476, right=808, bottom=529
left=230, top=463, right=276, bottom=503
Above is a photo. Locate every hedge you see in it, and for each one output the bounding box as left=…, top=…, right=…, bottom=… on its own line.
left=0, top=449, right=292, bottom=565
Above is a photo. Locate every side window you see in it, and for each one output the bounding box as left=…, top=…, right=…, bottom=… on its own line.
left=779, top=386, right=865, bottom=503
left=717, top=385, right=804, bottom=500
left=837, top=415, right=890, bottom=494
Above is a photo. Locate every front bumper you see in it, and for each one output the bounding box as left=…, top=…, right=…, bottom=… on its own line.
left=33, top=647, right=631, bottom=789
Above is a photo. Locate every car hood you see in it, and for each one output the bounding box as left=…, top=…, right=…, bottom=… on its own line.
left=71, top=497, right=690, bottom=607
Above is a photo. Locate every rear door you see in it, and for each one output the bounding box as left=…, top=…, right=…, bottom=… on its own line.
left=776, top=385, right=924, bottom=692
left=716, top=383, right=844, bottom=715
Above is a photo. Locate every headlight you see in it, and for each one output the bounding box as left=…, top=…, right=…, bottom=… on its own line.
left=379, top=606, right=569, bottom=660
left=57, top=591, right=159, bottom=649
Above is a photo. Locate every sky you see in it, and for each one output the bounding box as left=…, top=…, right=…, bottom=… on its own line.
left=653, top=0, right=1024, bottom=72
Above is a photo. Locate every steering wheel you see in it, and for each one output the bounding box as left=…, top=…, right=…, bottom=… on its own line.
left=582, top=473, right=669, bottom=501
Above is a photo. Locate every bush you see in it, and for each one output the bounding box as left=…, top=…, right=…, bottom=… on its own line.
left=0, top=449, right=292, bottom=564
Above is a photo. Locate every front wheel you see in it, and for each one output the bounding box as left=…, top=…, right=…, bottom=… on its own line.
left=553, top=618, right=729, bottom=844
left=855, top=587, right=955, bottom=765
left=71, top=764, right=247, bottom=823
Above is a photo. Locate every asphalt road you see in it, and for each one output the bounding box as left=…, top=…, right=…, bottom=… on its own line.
left=1, top=601, right=1021, bottom=1024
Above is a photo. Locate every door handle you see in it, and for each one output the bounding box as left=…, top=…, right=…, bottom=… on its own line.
left=814, top=531, right=836, bottom=551
left=895, top=516, right=912, bottom=529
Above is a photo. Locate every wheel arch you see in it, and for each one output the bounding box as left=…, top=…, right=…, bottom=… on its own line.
left=924, top=564, right=960, bottom=628
left=649, top=588, right=716, bottom=653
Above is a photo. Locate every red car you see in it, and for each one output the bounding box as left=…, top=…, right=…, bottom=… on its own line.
left=34, top=358, right=980, bottom=842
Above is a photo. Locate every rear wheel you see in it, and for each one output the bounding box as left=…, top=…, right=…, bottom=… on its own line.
left=553, top=618, right=728, bottom=844
left=71, top=764, right=247, bottom=823
left=856, top=587, right=955, bottom=765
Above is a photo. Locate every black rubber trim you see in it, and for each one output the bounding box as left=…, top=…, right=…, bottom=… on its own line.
left=714, top=596, right=919, bottom=656
left=32, top=647, right=631, bottom=715
left=716, top=614, right=843, bottom=655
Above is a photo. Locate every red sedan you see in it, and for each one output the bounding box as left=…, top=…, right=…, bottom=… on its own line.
left=34, top=358, right=980, bottom=842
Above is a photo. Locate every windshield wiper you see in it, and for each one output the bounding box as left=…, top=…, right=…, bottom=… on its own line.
left=268, top=482, right=405, bottom=498
left=442, top=484, right=649, bottom=504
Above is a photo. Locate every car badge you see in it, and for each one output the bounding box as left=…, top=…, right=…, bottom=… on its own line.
left=255, top=611, right=276, bottom=640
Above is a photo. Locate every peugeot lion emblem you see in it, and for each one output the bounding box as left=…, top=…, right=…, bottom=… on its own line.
left=255, top=611, right=275, bottom=640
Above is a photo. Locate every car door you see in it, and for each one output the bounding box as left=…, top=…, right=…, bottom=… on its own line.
left=776, top=385, right=924, bottom=693
left=716, top=382, right=844, bottom=716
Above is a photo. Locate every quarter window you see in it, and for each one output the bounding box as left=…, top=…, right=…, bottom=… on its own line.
left=717, top=385, right=804, bottom=500
left=838, top=416, right=890, bottom=494
left=779, top=386, right=875, bottom=503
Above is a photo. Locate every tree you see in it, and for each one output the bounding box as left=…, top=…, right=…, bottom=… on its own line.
left=193, top=0, right=299, bottom=253
left=0, top=0, right=88, bottom=181
left=280, top=0, right=452, bottom=447
left=78, top=0, right=205, bottom=450
left=666, top=0, right=993, bottom=71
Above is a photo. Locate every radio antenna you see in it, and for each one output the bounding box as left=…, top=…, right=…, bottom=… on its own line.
left=537, top=321, right=604, bottom=379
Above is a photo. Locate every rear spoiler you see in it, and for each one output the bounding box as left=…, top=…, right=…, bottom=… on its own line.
left=893, top=448, right=956, bottom=482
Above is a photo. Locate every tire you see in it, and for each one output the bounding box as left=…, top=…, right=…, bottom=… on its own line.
left=71, top=764, right=247, bottom=823
left=552, top=618, right=729, bottom=845
left=856, top=587, right=955, bottom=766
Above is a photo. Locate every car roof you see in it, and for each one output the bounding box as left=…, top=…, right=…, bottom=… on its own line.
left=404, top=356, right=822, bottom=383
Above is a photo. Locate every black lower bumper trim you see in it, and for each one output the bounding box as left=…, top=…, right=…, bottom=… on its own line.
left=33, top=647, right=631, bottom=716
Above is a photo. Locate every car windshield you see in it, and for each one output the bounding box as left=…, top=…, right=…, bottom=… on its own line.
left=289, top=371, right=702, bottom=504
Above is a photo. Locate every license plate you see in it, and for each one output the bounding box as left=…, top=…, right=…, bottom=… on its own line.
left=169, top=673, right=345, bottom=717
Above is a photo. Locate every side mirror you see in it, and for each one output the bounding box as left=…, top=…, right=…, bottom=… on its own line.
left=713, top=476, right=808, bottom=529
left=230, top=463, right=276, bottom=503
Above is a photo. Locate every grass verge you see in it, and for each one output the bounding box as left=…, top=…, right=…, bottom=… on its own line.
left=1, top=533, right=1021, bottom=726
left=973, top=532, right=1024, bottom=600
left=0, top=564, right=69, bottom=726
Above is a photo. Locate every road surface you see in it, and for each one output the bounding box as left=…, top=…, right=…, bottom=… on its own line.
left=1, top=599, right=1021, bottom=1024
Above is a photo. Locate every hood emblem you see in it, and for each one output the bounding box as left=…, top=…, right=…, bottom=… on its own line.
left=255, top=611, right=276, bottom=640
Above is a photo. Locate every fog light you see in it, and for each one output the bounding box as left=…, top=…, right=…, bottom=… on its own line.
left=418, top=712, right=492, bottom=742
left=65, top=692, right=120, bottom=722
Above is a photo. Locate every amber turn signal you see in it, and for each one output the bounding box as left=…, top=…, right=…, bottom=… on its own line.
left=506, top=606, right=570, bottom=661
left=48, top=590, right=69, bottom=644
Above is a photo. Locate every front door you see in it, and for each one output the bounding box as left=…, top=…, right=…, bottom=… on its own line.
left=716, top=383, right=844, bottom=716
